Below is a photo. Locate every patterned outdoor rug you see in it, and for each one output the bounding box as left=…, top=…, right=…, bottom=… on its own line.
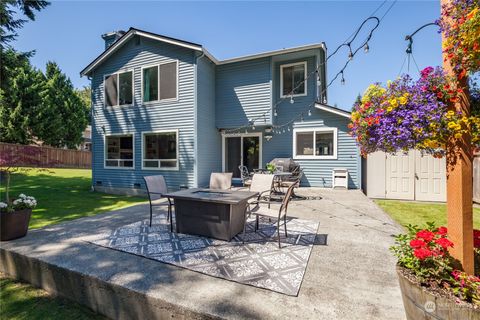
left=87, top=213, right=319, bottom=296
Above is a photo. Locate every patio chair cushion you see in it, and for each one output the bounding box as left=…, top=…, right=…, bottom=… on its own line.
left=209, top=172, right=233, bottom=190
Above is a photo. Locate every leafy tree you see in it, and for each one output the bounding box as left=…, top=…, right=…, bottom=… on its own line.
left=35, top=62, right=88, bottom=148
left=0, top=0, right=50, bottom=49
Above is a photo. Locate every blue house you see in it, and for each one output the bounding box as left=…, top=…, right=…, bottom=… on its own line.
left=80, top=28, right=360, bottom=195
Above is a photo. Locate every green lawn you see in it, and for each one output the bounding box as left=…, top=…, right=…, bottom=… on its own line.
left=375, top=199, right=480, bottom=229
left=0, top=273, right=105, bottom=320
left=0, top=168, right=145, bottom=229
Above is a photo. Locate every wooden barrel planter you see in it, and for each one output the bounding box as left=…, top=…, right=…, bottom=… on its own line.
left=0, top=209, right=32, bottom=241
left=397, top=267, right=480, bottom=320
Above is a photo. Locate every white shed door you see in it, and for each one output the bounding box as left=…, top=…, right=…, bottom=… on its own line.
left=414, top=151, right=446, bottom=202
left=385, top=153, right=415, bottom=200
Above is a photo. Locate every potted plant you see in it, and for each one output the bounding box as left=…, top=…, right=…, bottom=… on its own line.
left=391, top=223, right=480, bottom=319
left=266, top=163, right=276, bottom=174
left=0, top=194, right=37, bottom=241
left=0, top=145, right=55, bottom=241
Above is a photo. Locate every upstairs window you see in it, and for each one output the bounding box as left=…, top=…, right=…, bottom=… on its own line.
left=142, top=61, right=178, bottom=103
left=143, top=66, right=159, bottom=102
left=280, top=62, right=307, bottom=98
left=142, top=131, right=178, bottom=170
left=105, top=71, right=133, bottom=107
left=105, top=135, right=134, bottom=168
left=293, top=128, right=337, bottom=159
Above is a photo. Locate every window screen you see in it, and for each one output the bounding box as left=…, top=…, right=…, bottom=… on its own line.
left=105, top=74, right=118, bottom=107
left=160, top=62, right=177, bottom=100
left=282, top=63, right=306, bottom=96
left=295, top=132, right=314, bottom=156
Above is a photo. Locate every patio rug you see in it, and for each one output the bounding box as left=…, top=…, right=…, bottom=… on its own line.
left=87, top=213, right=319, bottom=296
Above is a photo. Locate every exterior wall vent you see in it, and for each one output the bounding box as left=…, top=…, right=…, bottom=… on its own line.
left=133, top=183, right=141, bottom=188
left=96, top=181, right=103, bottom=186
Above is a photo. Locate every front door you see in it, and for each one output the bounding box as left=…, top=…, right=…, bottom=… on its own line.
left=223, top=134, right=262, bottom=178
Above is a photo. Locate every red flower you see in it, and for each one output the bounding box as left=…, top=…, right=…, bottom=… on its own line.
left=414, top=248, right=433, bottom=260
left=410, top=239, right=427, bottom=248
left=436, top=226, right=447, bottom=235
left=416, top=230, right=435, bottom=242
left=437, top=91, right=444, bottom=99
left=435, top=237, right=454, bottom=249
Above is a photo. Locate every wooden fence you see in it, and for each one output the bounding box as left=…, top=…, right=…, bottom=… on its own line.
left=0, top=142, right=91, bottom=169
left=474, top=153, right=480, bottom=203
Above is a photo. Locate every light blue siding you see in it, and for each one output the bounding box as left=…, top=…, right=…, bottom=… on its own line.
left=91, top=36, right=196, bottom=191
left=215, top=58, right=272, bottom=128
left=88, top=34, right=359, bottom=193
left=261, top=56, right=360, bottom=188
left=196, top=56, right=221, bottom=187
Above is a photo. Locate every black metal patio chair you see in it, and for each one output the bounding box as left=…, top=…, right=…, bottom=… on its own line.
left=143, top=175, right=173, bottom=231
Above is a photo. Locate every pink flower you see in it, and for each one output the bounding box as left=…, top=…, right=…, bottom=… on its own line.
left=420, top=66, right=434, bottom=79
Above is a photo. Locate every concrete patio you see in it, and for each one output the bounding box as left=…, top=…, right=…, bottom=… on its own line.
left=0, top=188, right=405, bottom=319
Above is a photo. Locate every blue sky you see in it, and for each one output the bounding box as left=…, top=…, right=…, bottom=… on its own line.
left=13, top=0, right=442, bottom=110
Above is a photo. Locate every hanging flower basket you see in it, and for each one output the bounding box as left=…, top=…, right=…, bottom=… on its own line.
left=349, top=66, right=480, bottom=157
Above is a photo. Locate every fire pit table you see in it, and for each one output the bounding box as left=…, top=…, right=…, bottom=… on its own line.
left=164, top=188, right=258, bottom=241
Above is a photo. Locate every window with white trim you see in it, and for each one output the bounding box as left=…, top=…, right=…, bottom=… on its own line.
left=143, top=131, right=178, bottom=169
left=105, top=135, right=134, bottom=168
left=105, top=71, right=133, bottom=107
left=142, top=61, right=178, bottom=103
left=293, top=128, right=337, bottom=159
left=280, top=62, right=307, bottom=97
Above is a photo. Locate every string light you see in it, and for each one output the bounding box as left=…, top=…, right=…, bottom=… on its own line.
left=364, top=43, right=369, bottom=53
left=225, top=15, right=383, bottom=135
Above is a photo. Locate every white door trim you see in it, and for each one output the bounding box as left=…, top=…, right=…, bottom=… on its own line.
left=222, top=132, right=263, bottom=173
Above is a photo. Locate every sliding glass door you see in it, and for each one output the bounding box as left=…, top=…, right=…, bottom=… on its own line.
left=224, top=135, right=261, bottom=178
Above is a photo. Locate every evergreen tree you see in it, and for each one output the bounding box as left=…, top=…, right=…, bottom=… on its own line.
left=0, top=49, right=44, bottom=144
left=0, top=0, right=50, bottom=49
left=75, top=86, right=91, bottom=124
left=35, top=62, right=88, bottom=148
left=352, top=93, right=362, bottom=111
